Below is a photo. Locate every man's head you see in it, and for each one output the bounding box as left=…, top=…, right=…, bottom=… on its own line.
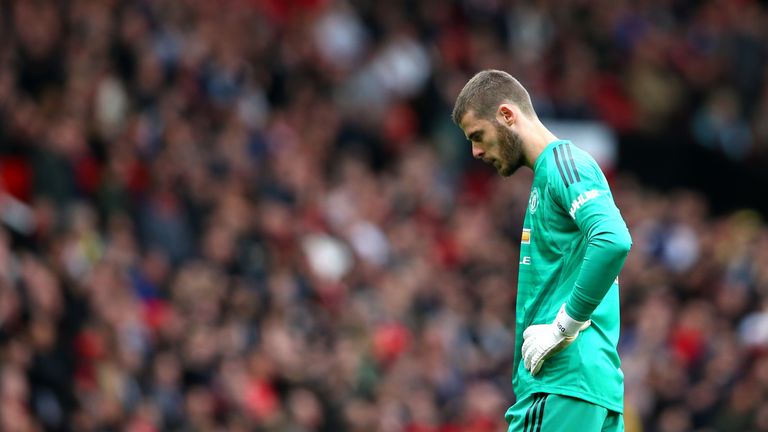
left=452, top=70, right=536, bottom=176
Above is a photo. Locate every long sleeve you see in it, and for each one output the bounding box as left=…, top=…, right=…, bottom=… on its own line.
left=549, top=147, right=632, bottom=322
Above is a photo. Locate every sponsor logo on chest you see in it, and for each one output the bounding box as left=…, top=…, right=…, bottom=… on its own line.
left=521, top=228, right=531, bottom=244
left=520, top=228, right=532, bottom=265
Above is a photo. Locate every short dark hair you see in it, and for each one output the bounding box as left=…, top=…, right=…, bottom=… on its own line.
left=451, top=70, right=535, bottom=125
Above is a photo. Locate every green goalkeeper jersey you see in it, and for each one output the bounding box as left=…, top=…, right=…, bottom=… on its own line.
left=511, top=140, right=632, bottom=414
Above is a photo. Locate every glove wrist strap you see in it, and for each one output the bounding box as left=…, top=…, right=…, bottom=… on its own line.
left=555, top=304, right=587, bottom=337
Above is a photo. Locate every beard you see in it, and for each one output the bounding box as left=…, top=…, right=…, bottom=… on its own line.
left=493, top=121, right=525, bottom=177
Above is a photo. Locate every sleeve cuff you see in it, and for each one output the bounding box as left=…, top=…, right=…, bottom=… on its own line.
left=565, top=296, right=593, bottom=322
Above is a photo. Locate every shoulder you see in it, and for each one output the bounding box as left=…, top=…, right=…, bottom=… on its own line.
left=542, top=142, right=586, bottom=187
left=545, top=141, right=603, bottom=187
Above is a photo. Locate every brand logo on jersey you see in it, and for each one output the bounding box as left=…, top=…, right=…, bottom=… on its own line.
left=568, top=189, right=601, bottom=219
left=519, top=256, right=532, bottom=265
left=529, top=187, right=540, bottom=214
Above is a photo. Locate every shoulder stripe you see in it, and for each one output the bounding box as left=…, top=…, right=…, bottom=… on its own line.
left=552, top=146, right=570, bottom=188
left=565, top=144, right=581, bottom=183
left=559, top=145, right=575, bottom=184
left=535, top=394, right=548, bottom=432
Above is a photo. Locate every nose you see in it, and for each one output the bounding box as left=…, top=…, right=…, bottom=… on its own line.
left=472, top=145, right=485, bottom=159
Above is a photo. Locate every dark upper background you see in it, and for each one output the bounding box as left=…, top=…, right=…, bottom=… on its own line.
left=1, top=1, right=768, bottom=432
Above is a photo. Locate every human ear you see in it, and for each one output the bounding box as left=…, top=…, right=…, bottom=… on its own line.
left=497, top=104, right=516, bottom=126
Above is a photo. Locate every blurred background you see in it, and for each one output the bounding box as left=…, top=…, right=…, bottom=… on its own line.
left=1, top=0, right=768, bottom=431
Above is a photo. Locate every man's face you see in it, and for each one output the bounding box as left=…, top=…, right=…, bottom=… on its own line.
left=459, top=111, right=525, bottom=177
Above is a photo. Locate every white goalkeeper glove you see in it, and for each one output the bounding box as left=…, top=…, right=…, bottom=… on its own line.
left=522, top=304, right=591, bottom=376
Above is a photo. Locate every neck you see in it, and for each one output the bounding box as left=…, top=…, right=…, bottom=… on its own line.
left=523, top=119, right=559, bottom=169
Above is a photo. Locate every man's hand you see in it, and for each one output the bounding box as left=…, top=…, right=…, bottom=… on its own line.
left=522, top=304, right=591, bottom=376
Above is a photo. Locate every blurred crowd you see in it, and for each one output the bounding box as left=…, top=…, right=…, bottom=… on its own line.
left=1, top=0, right=768, bottom=431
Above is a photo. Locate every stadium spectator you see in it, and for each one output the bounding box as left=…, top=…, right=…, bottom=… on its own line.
left=1, top=1, right=768, bottom=431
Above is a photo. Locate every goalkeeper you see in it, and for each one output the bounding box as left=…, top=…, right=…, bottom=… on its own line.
left=452, top=70, right=632, bottom=432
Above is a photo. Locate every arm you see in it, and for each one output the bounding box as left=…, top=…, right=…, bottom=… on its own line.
left=563, top=192, right=632, bottom=321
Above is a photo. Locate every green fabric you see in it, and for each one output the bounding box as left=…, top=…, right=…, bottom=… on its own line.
left=552, top=161, right=632, bottom=321
left=512, top=140, right=631, bottom=414
left=505, top=393, right=624, bottom=432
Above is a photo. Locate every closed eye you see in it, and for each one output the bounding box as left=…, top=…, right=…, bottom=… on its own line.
left=468, top=131, right=482, bottom=143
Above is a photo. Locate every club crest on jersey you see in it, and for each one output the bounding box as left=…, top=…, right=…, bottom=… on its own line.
left=529, top=187, right=540, bottom=214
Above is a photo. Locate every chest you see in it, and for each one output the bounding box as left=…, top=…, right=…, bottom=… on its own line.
left=522, top=182, right=578, bottom=255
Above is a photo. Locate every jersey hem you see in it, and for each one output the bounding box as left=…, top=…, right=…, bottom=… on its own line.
left=517, top=385, right=623, bottom=414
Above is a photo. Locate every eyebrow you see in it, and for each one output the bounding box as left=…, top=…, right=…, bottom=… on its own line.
left=467, top=130, right=482, bottom=141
